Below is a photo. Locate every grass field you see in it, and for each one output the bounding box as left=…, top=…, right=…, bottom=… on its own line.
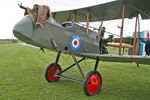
left=0, top=44, right=150, bottom=100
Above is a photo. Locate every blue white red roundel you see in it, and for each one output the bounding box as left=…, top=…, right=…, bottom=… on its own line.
left=70, top=35, right=81, bottom=51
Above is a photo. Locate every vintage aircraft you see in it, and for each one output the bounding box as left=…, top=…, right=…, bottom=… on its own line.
left=13, top=0, right=150, bottom=96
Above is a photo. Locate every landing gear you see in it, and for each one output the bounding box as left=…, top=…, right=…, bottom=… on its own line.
left=45, top=63, right=62, bottom=82
left=83, top=71, right=102, bottom=96
left=45, top=51, right=102, bottom=96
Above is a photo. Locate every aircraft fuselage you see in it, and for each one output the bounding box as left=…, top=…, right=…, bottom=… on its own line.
left=13, top=15, right=100, bottom=55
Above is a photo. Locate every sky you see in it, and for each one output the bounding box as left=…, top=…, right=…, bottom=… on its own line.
left=0, top=0, right=150, bottom=39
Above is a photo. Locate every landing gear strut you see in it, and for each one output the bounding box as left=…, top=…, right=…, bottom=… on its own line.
left=45, top=52, right=102, bottom=96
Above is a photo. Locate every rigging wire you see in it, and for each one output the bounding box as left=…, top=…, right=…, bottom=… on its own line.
left=78, top=6, right=122, bottom=37
left=77, top=22, right=121, bottom=37
left=71, top=2, right=150, bottom=38
left=60, top=54, right=72, bottom=67
left=105, top=7, right=122, bottom=26
left=128, top=4, right=150, bottom=19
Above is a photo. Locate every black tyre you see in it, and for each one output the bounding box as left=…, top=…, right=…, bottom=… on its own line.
left=45, top=63, right=62, bottom=82
left=83, top=71, right=102, bottom=96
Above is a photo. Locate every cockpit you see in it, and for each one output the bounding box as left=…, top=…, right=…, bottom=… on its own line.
left=62, top=21, right=73, bottom=29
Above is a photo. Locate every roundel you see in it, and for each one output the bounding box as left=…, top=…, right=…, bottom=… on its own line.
left=70, top=35, right=81, bottom=51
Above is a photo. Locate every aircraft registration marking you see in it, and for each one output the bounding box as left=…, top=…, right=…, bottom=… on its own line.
left=70, top=35, right=81, bottom=51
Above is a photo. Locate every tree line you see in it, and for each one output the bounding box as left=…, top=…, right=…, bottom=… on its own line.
left=113, top=36, right=132, bottom=44
left=0, top=39, right=19, bottom=43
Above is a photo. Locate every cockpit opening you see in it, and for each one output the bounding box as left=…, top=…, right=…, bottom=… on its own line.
left=62, top=21, right=73, bottom=28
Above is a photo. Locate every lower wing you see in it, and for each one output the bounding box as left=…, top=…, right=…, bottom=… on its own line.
left=80, top=53, right=150, bottom=65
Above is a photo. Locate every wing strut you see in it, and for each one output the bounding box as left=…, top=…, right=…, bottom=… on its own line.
left=135, top=14, right=140, bottom=55
left=53, top=13, right=56, bottom=19
left=97, top=21, right=104, bottom=39
left=73, top=12, right=76, bottom=23
left=86, top=11, right=90, bottom=35
left=133, top=14, right=138, bottom=55
left=119, top=2, right=126, bottom=55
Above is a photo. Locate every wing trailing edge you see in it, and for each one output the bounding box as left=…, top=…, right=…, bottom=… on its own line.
left=80, top=53, right=150, bottom=65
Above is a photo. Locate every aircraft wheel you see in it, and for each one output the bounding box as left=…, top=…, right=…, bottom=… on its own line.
left=83, top=71, right=102, bottom=96
left=45, top=63, right=62, bottom=82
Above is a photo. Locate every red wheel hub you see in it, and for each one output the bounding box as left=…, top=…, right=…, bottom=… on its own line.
left=87, top=74, right=101, bottom=94
left=47, top=66, right=60, bottom=81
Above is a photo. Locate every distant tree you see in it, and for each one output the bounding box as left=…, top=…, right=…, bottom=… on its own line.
left=11, top=39, right=18, bottom=43
left=113, top=36, right=132, bottom=44
left=124, top=36, right=132, bottom=44
left=113, top=38, right=120, bottom=43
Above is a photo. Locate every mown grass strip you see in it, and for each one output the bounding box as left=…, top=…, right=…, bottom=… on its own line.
left=0, top=44, right=150, bottom=100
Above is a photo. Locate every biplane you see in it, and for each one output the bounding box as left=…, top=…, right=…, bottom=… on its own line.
left=13, top=0, right=150, bottom=96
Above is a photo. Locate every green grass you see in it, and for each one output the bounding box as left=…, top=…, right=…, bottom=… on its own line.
left=0, top=44, right=150, bottom=100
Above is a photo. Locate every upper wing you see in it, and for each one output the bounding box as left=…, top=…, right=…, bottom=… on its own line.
left=52, top=0, right=150, bottom=23
left=80, top=53, right=150, bottom=65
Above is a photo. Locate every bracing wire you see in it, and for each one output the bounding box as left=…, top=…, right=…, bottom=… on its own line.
left=128, top=4, right=150, bottom=19
left=60, top=54, right=71, bottom=67
left=77, top=22, right=121, bottom=37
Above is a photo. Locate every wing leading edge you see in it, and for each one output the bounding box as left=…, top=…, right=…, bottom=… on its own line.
left=80, top=53, right=150, bottom=65
left=52, top=0, right=150, bottom=23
